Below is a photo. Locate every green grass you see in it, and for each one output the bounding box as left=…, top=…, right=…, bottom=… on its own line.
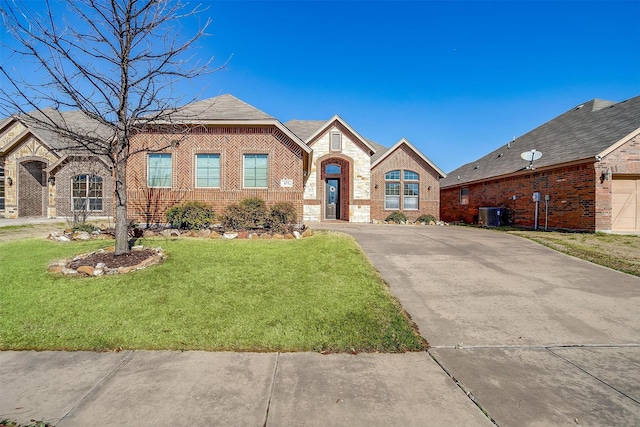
left=0, top=232, right=425, bottom=352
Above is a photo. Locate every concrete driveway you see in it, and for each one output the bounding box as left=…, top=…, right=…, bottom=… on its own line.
left=318, top=223, right=640, bottom=426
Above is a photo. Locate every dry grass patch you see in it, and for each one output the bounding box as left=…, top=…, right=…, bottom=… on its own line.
left=508, top=230, right=640, bottom=277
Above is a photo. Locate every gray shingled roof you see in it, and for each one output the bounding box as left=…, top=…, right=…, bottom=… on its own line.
left=368, top=139, right=389, bottom=164
left=166, top=94, right=273, bottom=121
left=441, top=95, right=640, bottom=188
left=7, top=109, right=113, bottom=153
left=284, top=120, right=326, bottom=141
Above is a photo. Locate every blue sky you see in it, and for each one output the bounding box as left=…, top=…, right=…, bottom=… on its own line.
left=2, top=1, right=639, bottom=173
left=194, top=1, right=639, bottom=172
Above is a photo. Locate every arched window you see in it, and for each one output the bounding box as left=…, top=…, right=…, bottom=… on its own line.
left=73, top=175, right=103, bottom=211
left=326, top=164, right=341, bottom=175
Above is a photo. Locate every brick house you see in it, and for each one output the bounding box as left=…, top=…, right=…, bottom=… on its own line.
left=126, top=94, right=445, bottom=224
left=440, top=95, right=640, bottom=232
left=0, top=110, right=113, bottom=219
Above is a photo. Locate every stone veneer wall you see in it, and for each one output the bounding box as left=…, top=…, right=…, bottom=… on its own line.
left=303, top=123, right=371, bottom=222
left=1, top=126, right=58, bottom=218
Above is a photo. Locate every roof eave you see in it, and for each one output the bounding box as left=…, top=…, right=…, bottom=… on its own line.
left=441, top=158, right=596, bottom=189
left=597, top=127, right=640, bottom=159
left=142, top=118, right=312, bottom=154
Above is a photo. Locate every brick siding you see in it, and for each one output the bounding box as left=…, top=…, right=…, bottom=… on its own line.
left=441, top=163, right=598, bottom=230
left=126, top=125, right=305, bottom=224
left=53, top=158, right=114, bottom=218
left=441, top=133, right=640, bottom=231
left=371, top=144, right=441, bottom=222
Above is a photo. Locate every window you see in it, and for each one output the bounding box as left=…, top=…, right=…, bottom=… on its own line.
left=326, top=164, right=341, bottom=175
left=404, top=170, right=419, bottom=181
left=385, top=169, right=419, bottom=210
left=385, top=183, right=400, bottom=210
left=148, top=153, right=172, bottom=187
left=244, top=154, right=268, bottom=188
left=196, top=154, right=220, bottom=188
left=404, top=183, right=419, bottom=210
left=385, top=170, right=400, bottom=181
left=460, top=187, right=469, bottom=205
left=330, top=132, right=342, bottom=151
left=73, top=175, right=103, bottom=211
left=0, top=167, right=4, bottom=210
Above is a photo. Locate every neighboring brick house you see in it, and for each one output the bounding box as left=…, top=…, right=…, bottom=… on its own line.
left=0, top=110, right=113, bottom=219
left=440, top=95, right=640, bottom=232
left=127, top=94, right=445, bottom=224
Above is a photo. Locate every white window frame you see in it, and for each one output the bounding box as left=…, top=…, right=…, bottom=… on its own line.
left=148, top=153, right=172, bottom=188
left=243, top=154, right=268, bottom=188
left=195, top=154, right=221, bottom=188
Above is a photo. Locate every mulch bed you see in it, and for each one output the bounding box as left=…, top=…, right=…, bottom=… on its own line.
left=69, top=249, right=156, bottom=270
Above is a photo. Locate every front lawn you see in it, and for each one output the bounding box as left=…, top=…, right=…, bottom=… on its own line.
left=0, top=232, right=425, bottom=352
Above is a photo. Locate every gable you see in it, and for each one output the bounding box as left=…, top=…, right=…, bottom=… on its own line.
left=304, top=116, right=376, bottom=157
left=371, top=138, right=446, bottom=178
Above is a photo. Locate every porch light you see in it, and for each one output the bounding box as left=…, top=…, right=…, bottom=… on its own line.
left=600, top=169, right=610, bottom=182
left=48, top=176, right=56, bottom=185
left=6, top=177, right=12, bottom=186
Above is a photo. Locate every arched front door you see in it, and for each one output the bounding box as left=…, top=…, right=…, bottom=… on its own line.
left=18, top=160, right=47, bottom=217
left=321, top=159, right=349, bottom=221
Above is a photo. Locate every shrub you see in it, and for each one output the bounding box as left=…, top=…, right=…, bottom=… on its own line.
left=221, top=197, right=269, bottom=230
left=385, top=211, right=408, bottom=224
left=416, top=214, right=436, bottom=224
left=269, top=202, right=297, bottom=233
left=72, top=223, right=99, bottom=233
left=166, top=201, right=216, bottom=230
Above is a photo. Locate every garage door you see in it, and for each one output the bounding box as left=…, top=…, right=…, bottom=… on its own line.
left=612, top=176, right=640, bottom=232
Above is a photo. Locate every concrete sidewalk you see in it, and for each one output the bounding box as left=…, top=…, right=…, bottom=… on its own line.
left=0, top=350, right=491, bottom=426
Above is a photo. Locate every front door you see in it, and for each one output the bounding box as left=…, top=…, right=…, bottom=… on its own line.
left=325, top=178, right=339, bottom=220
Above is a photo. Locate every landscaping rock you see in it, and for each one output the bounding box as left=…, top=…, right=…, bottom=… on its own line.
left=77, top=265, right=95, bottom=276
left=272, top=233, right=284, bottom=240
left=161, top=229, right=181, bottom=238
left=223, top=232, right=238, bottom=239
left=72, top=231, right=91, bottom=241
left=284, top=233, right=295, bottom=240
left=302, top=229, right=313, bottom=238
left=209, top=232, right=220, bottom=239
left=197, top=229, right=212, bottom=238
left=293, top=231, right=301, bottom=240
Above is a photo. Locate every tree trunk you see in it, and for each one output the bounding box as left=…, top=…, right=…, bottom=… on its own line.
left=114, top=160, right=129, bottom=255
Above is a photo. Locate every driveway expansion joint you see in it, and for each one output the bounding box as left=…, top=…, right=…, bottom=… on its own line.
left=426, top=349, right=499, bottom=426
left=546, top=347, right=640, bottom=406
left=262, top=352, right=280, bottom=427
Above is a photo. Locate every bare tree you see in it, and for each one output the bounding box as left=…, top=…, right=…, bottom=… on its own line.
left=0, top=0, right=215, bottom=254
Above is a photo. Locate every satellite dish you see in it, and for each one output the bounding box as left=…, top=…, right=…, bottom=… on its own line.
left=520, top=149, right=542, bottom=162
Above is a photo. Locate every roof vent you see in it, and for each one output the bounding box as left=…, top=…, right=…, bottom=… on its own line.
left=498, top=153, right=503, bottom=157
left=474, top=165, right=479, bottom=169
left=575, top=104, right=584, bottom=110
